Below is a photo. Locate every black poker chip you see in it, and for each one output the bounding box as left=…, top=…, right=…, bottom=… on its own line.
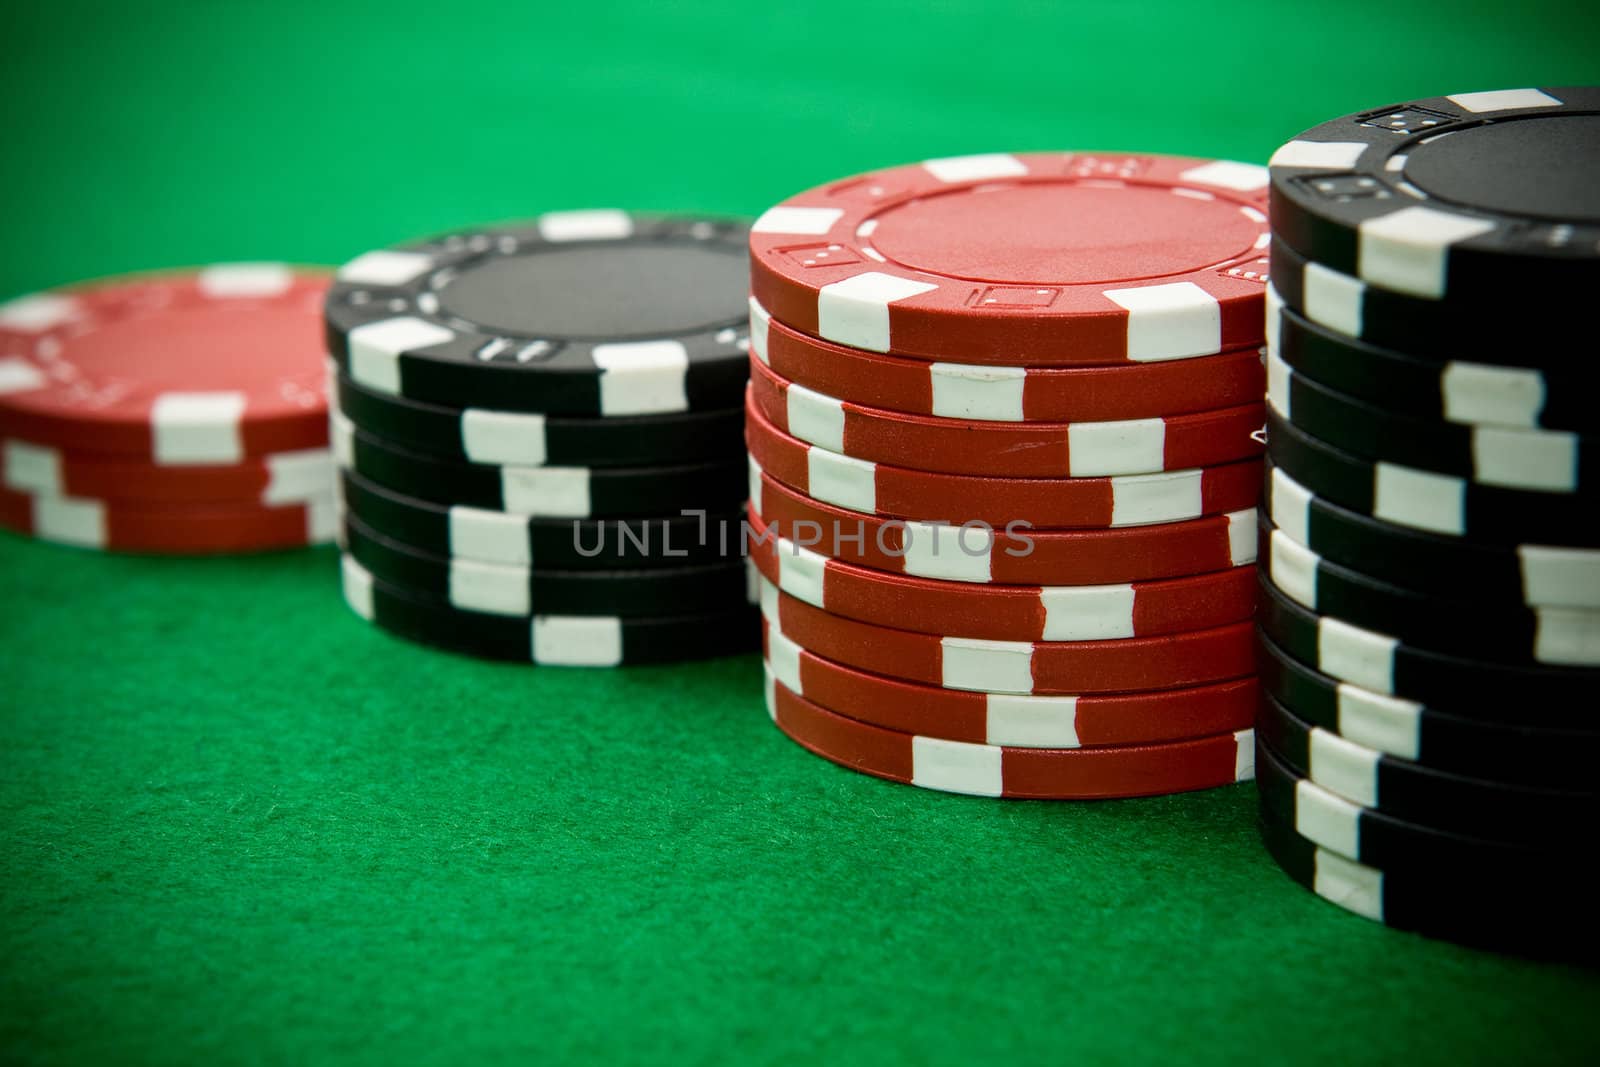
left=324, top=212, right=751, bottom=417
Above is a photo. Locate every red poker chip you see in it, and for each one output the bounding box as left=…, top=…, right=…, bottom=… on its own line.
left=765, top=668, right=1255, bottom=799
left=745, top=391, right=1262, bottom=528
left=747, top=509, right=1256, bottom=642
left=751, top=300, right=1268, bottom=423
left=763, top=618, right=1258, bottom=748
left=2, top=437, right=333, bottom=504
left=0, top=265, right=331, bottom=462
left=748, top=353, right=1265, bottom=478
left=750, top=152, right=1270, bottom=365
left=749, top=463, right=1257, bottom=585
left=756, top=577, right=1257, bottom=695
left=0, top=484, right=336, bottom=554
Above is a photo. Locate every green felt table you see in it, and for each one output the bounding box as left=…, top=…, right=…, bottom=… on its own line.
left=4, top=2, right=1599, bottom=1063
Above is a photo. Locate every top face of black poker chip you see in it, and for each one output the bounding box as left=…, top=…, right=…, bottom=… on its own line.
left=323, top=212, right=752, bottom=417
left=1268, top=87, right=1600, bottom=300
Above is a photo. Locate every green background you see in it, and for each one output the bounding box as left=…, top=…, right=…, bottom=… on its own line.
left=4, top=2, right=1599, bottom=1063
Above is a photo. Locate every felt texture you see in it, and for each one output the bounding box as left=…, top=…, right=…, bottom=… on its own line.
left=4, top=2, right=1600, bottom=1063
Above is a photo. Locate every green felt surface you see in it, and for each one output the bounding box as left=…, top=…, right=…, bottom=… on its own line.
left=4, top=2, right=1600, bottom=1063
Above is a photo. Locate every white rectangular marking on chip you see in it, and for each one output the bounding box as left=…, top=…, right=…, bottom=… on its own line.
left=1295, top=779, right=1362, bottom=859
left=1359, top=206, right=1497, bottom=299
left=1228, top=509, right=1258, bottom=565
left=901, top=520, right=993, bottom=583
left=1447, top=88, right=1561, bottom=112
left=304, top=497, right=337, bottom=543
left=1268, top=141, right=1368, bottom=170
left=1268, top=467, right=1313, bottom=545
left=32, top=495, right=106, bottom=547
left=786, top=383, right=846, bottom=452
left=263, top=449, right=334, bottom=503
left=911, top=735, right=1004, bottom=796
left=198, top=263, right=292, bottom=297
left=593, top=340, right=690, bottom=415
left=462, top=409, right=549, bottom=465
left=152, top=392, right=246, bottom=464
left=1265, top=284, right=1284, bottom=355
left=805, top=446, right=878, bottom=512
left=1268, top=530, right=1321, bottom=608
left=1109, top=470, right=1203, bottom=526
left=751, top=206, right=844, bottom=235
left=765, top=630, right=805, bottom=695
left=747, top=455, right=764, bottom=512
left=1068, top=417, right=1163, bottom=476
left=3, top=439, right=63, bottom=495
left=775, top=536, right=828, bottom=608
left=532, top=616, right=624, bottom=665
left=747, top=297, right=772, bottom=364
left=1319, top=616, right=1399, bottom=694
left=336, top=250, right=435, bottom=287
left=1301, top=262, right=1366, bottom=338
left=1441, top=362, right=1544, bottom=428
left=1265, top=353, right=1293, bottom=417
left=929, top=362, right=1026, bottom=421
left=1180, top=159, right=1268, bottom=192
left=1519, top=545, right=1600, bottom=609
left=0, top=293, right=78, bottom=331
left=940, top=637, right=1035, bottom=693
left=1102, top=282, right=1221, bottom=363
left=1307, top=728, right=1381, bottom=807
left=538, top=210, right=633, bottom=242
left=448, top=506, right=531, bottom=565
left=501, top=466, right=592, bottom=517
left=349, top=317, right=456, bottom=395
left=1336, top=683, right=1423, bottom=760
left=1313, top=848, right=1384, bottom=921
left=1039, top=584, right=1134, bottom=641
left=1471, top=426, right=1576, bottom=491
left=1535, top=608, right=1600, bottom=666
left=921, top=154, right=1028, bottom=183
left=763, top=665, right=777, bottom=721
left=0, top=356, right=49, bottom=395
left=816, top=273, right=939, bottom=353
left=340, top=555, right=376, bottom=619
left=1373, top=462, right=1465, bottom=535
left=1234, top=730, right=1255, bottom=781
left=449, top=558, right=531, bottom=616
left=985, top=693, right=1079, bottom=748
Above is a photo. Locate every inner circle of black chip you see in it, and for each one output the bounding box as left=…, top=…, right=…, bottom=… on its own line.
left=1403, top=115, right=1600, bottom=224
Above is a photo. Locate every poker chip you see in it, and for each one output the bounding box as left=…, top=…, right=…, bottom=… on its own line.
left=1269, top=352, right=1594, bottom=497
left=758, top=576, right=1256, bottom=696
left=749, top=508, right=1257, bottom=642
left=749, top=300, right=1269, bottom=423
left=332, top=368, right=742, bottom=468
left=1257, top=690, right=1598, bottom=843
left=750, top=460, right=1257, bottom=586
left=1256, top=632, right=1599, bottom=790
left=749, top=353, right=1265, bottom=478
left=332, top=412, right=744, bottom=518
left=1259, top=517, right=1600, bottom=667
left=763, top=621, right=1256, bottom=749
left=340, top=513, right=751, bottom=618
left=0, top=265, right=335, bottom=555
left=1256, top=802, right=1594, bottom=958
left=324, top=212, right=750, bottom=417
left=750, top=152, right=1270, bottom=365
left=1266, top=286, right=1597, bottom=434
left=747, top=393, right=1262, bottom=528
left=1265, top=464, right=1600, bottom=610
left=1268, top=88, right=1599, bottom=305
left=0, top=483, right=335, bottom=554
left=337, top=467, right=744, bottom=570
left=340, top=555, right=759, bottom=665
left=1265, top=410, right=1597, bottom=547
left=766, top=666, right=1255, bottom=800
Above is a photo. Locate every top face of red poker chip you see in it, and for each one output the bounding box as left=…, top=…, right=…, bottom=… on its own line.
left=750, top=153, right=1271, bottom=366
left=0, top=265, right=331, bottom=463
